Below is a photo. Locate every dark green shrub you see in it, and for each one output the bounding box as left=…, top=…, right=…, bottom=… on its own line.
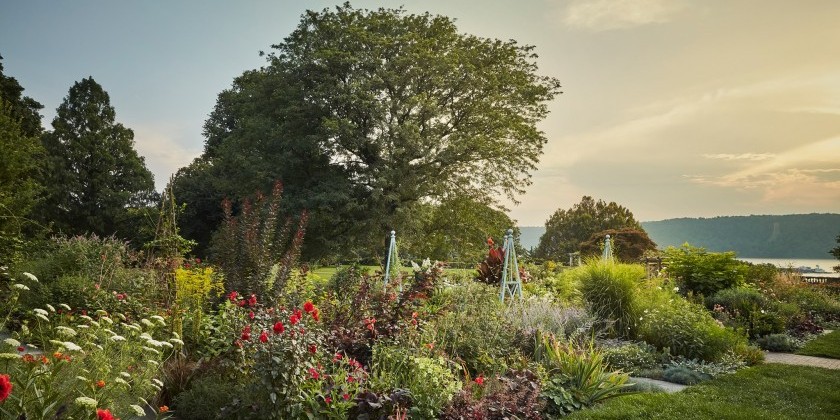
left=573, top=260, right=645, bottom=338
left=708, top=287, right=786, bottom=338
left=664, top=245, right=747, bottom=297
left=174, top=373, right=241, bottom=420
left=755, top=333, right=800, bottom=352
left=662, top=366, right=711, bottom=385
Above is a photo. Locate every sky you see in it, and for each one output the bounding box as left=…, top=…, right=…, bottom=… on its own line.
left=2, top=0, right=839, bottom=225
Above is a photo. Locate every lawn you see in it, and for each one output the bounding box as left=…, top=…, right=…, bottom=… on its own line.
left=566, top=364, right=840, bottom=420
left=797, top=330, right=840, bottom=359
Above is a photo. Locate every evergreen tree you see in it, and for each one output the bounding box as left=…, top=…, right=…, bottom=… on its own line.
left=38, top=77, right=155, bottom=237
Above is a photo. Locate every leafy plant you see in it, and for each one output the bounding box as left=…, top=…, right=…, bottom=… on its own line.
left=210, top=181, right=307, bottom=299
left=661, top=366, right=710, bottom=385
left=754, top=333, right=800, bottom=352
left=663, top=244, right=747, bottom=297
left=441, top=370, right=545, bottom=419
left=602, top=341, right=660, bottom=374
left=538, top=334, right=631, bottom=416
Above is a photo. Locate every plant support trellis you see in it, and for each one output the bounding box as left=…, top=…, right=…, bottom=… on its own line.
left=500, top=228, right=523, bottom=302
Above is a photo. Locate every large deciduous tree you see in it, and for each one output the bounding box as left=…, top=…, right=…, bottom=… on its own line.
left=175, top=3, right=561, bottom=261
left=38, top=77, right=155, bottom=237
left=535, top=196, right=644, bottom=261
left=0, top=55, right=45, bottom=264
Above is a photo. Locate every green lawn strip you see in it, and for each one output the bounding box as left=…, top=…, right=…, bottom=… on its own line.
left=797, top=330, right=840, bottom=359
left=567, top=364, right=840, bottom=420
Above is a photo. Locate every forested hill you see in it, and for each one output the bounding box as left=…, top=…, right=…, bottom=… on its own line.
left=640, top=214, right=840, bottom=258
left=519, top=214, right=840, bottom=258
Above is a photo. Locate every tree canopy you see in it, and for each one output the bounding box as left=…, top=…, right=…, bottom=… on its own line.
left=175, top=3, right=561, bottom=261
left=535, top=196, right=643, bottom=261
left=38, top=77, right=155, bottom=237
left=0, top=54, right=43, bottom=138
left=579, top=227, right=657, bottom=263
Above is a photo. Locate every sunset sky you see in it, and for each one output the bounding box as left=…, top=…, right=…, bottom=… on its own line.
left=3, top=0, right=839, bottom=225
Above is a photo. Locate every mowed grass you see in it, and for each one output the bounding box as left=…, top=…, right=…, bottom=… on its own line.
left=798, top=330, right=840, bottom=359
left=566, top=364, right=840, bottom=420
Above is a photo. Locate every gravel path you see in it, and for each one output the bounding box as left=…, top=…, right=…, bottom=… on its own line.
left=763, top=352, right=840, bottom=370
left=628, top=376, right=688, bottom=393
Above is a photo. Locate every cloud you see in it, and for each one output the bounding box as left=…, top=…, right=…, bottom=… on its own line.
left=129, top=122, right=203, bottom=191
left=702, top=153, right=775, bottom=161
left=561, top=0, right=686, bottom=31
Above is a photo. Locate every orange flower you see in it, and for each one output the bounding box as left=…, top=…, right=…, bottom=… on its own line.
left=96, top=380, right=106, bottom=388
left=159, top=405, right=170, bottom=413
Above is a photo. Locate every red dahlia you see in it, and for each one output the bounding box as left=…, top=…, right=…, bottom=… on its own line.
left=0, top=374, right=12, bottom=402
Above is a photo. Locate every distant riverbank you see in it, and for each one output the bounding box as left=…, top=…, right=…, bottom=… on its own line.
left=739, top=258, right=838, bottom=273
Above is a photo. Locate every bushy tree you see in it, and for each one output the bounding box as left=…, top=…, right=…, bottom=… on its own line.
left=38, top=77, right=156, bottom=238
left=0, top=102, right=43, bottom=265
left=579, top=228, right=657, bottom=263
left=0, top=55, right=45, bottom=264
left=535, top=196, right=642, bottom=261
left=175, top=3, right=561, bottom=261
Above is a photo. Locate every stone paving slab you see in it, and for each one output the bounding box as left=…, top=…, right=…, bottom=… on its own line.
left=764, top=352, right=840, bottom=370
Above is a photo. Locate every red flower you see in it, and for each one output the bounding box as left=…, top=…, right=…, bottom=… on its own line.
left=243, top=324, right=251, bottom=333
left=238, top=300, right=246, bottom=307
left=309, top=344, right=317, bottom=354
left=259, top=330, right=268, bottom=343
left=248, top=294, right=257, bottom=306
left=475, top=374, right=485, bottom=386
left=324, top=396, right=332, bottom=404
left=343, top=393, right=350, bottom=401
left=195, top=258, right=201, bottom=264
left=303, top=301, right=315, bottom=313
left=364, top=317, right=376, bottom=332
left=333, top=353, right=343, bottom=362
left=312, top=308, right=320, bottom=322
left=308, top=367, right=320, bottom=380
left=228, top=291, right=238, bottom=302
left=0, top=374, right=12, bottom=402
left=241, top=325, right=251, bottom=341
left=273, top=321, right=285, bottom=334
left=96, top=408, right=115, bottom=420
left=299, top=327, right=305, bottom=335
left=184, top=263, right=191, bottom=269
left=249, top=311, right=255, bottom=320
left=16, top=346, right=23, bottom=352
left=290, top=313, right=300, bottom=325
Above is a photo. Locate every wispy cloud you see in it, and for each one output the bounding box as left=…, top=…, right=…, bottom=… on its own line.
left=702, top=153, right=775, bottom=161
left=561, top=0, right=686, bottom=31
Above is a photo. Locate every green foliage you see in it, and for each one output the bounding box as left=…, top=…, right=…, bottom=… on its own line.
left=210, top=181, right=307, bottom=298
left=664, top=244, right=747, bottom=297
left=636, top=279, right=746, bottom=362
left=573, top=260, right=644, bottom=338
left=535, top=196, right=643, bottom=260
left=708, top=286, right=786, bottom=338
left=602, top=342, right=660, bottom=374
left=831, top=233, right=840, bottom=271
left=38, top=77, right=156, bottom=238
left=173, top=373, right=241, bottom=420
left=369, top=343, right=461, bottom=418
left=565, top=364, right=840, bottom=420
left=579, top=228, right=658, bottom=263
left=505, top=299, right=596, bottom=356
left=178, top=3, right=561, bottom=261
left=755, top=333, right=800, bottom=352
left=661, top=366, right=711, bottom=385
left=797, top=330, right=840, bottom=359
left=428, top=281, right=518, bottom=375
left=0, top=55, right=43, bottom=138
left=538, top=335, right=631, bottom=416
left=0, top=101, right=44, bottom=266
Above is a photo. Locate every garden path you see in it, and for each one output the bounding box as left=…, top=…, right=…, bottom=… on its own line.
left=763, top=352, right=840, bottom=370
left=628, top=376, right=687, bottom=393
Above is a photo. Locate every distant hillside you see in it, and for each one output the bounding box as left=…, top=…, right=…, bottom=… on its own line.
left=520, top=213, right=840, bottom=258
left=641, top=214, right=840, bottom=258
